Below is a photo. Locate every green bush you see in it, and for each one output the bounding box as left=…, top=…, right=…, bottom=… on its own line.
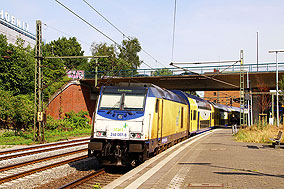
left=2, top=131, right=15, bottom=137
left=45, top=111, right=91, bottom=131
left=0, top=90, right=34, bottom=131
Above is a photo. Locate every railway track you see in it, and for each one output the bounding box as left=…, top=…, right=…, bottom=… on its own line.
left=58, top=169, right=122, bottom=189
left=0, top=154, right=88, bottom=184
left=0, top=138, right=89, bottom=161
left=0, top=137, right=89, bottom=156
left=0, top=137, right=92, bottom=188
left=0, top=148, right=88, bottom=172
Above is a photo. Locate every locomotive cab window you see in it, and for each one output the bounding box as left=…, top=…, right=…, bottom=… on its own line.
left=99, top=87, right=147, bottom=111
left=99, top=93, right=121, bottom=110
left=124, top=94, right=145, bottom=111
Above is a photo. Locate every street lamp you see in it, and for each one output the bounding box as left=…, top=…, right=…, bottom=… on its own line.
left=268, top=50, right=284, bottom=127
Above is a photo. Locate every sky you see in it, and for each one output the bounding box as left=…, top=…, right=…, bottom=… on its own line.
left=2, top=0, right=284, bottom=69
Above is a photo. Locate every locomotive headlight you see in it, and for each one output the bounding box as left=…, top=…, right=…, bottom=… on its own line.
left=130, top=133, right=142, bottom=139
left=136, top=133, right=141, bottom=139
left=96, top=131, right=106, bottom=137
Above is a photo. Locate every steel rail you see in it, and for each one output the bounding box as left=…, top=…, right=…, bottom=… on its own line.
left=0, top=138, right=89, bottom=156
left=0, top=148, right=88, bottom=172
left=0, top=155, right=88, bottom=184
left=0, top=142, right=88, bottom=161
left=58, top=169, right=105, bottom=189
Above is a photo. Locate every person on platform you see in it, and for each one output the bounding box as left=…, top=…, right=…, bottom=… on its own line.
left=231, top=114, right=238, bottom=135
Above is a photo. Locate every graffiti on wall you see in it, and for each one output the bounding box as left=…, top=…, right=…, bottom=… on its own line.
left=67, top=70, right=84, bottom=79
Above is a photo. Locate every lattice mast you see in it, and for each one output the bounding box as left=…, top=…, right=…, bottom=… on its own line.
left=240, top=50, right=245, bottom=127
left=34, top=20, right=44, bottom=142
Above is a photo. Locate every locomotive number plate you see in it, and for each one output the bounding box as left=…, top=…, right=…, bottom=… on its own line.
left=107, top=124, right=129, bottom=139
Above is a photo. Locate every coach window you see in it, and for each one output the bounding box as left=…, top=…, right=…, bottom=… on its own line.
left=155, top=99, right=159, bottom=113
left=193, top=110, right=197, bottom=120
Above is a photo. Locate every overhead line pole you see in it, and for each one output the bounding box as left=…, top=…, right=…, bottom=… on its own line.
left=257, top=32, right=259, bottom=72
left=34, top=20, right=44, bottom=142
left=240, top=50, right=245, bottom=127
left=34, top=20, right=109, bottom=143
left=171, top=0, right=177, bottom=62
left=247, top=71, right=251, bottom=126
left=269, top=50, right=284, bottom=127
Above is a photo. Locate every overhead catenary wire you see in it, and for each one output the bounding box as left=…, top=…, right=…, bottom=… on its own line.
left=54, top=0, right=154, bottom=70
left=82, top=0, right=166, bottom=68
left=171, top=0, right=177, bottom=62
left=170, top=63, right=239, bottom=89
left=171, top=59, right=242, bottom=78
left=210, top=61, right=240, bottom=78
left=172, top=60, right=240, bottom=65
left=43, top=23, right=92, bottom=47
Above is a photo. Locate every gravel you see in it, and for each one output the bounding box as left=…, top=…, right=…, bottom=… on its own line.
left=0, top=143, right=88, bottom=167
left=0, top=157, right=100, bottom=189
left=0, top=138, right=96, bottom=188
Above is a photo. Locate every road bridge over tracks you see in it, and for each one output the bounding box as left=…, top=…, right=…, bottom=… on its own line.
left=80, top=62, right=284, bottom=91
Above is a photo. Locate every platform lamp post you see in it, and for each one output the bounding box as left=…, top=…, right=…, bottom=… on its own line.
left=268, top=50, right=284, bottom=127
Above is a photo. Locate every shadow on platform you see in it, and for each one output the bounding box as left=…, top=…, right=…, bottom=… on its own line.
left=178, top=162, right=284, bottom=179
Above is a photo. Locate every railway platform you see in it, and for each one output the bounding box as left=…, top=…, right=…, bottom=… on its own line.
left=105, top=128, right=284, bottom=188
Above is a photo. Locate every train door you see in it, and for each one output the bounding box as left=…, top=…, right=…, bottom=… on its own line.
left=190, top=109, right=198, bottom=132
left=190, top=110, right=192, bottom=132
left=197, top=112, right=200, bottom=130
left=157, top=99, right=163, bottom=145
left=187, top=108, right=190, bottom=137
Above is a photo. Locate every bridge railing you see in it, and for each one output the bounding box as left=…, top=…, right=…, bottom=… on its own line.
left=83, top=62, right=284, bottom=79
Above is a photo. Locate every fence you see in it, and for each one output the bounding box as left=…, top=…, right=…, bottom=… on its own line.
left=83, top=62, right=284, bottom=79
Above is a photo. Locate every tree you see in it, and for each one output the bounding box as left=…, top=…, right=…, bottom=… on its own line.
left=88, top=37, right=142, bottom=77
left=0, top=34, right=90, bottom=132
left=256, top=78, right=271, bottom=114
left=41, top=37, right=87, bottom=100
left=152, top=68, right=173, bottom=76
left=278, top=75, right=284, bottom=111
left=118, top=37, right=142, bottom=70
left=44, top=37, right=87, bottom=69
left=89, top=42, right=117, bottom=73
left=0, top=35, right=34, bottom=95
left=187, top=91, right=199, bottom=97
left=0, top=89, right=33, bottom=132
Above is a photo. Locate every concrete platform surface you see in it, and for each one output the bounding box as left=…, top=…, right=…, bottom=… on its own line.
left=105, top=129, right=284, bottom=189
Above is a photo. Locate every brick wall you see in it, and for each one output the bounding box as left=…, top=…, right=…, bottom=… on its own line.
left=204, top=91, right=240, bottom=107
left=46, top=83, right=97, bottom=120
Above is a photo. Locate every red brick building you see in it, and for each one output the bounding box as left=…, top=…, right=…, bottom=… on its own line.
left=204, top=91, right=240, bottom=107
left=46, top=81, right=97, bottom=120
